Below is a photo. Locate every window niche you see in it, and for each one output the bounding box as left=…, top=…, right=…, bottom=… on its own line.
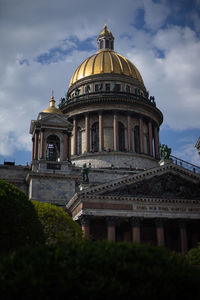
left=77, top=127, right=82, bottom=155
left=105, top=83, right=111, bottom=92
left=134, top=126, right=140, bottom=153
left=91, top=122, right=99, bottom=152
left=118, top=122, right=125, bottom=151
left=46, top=135, right=60, bottom=161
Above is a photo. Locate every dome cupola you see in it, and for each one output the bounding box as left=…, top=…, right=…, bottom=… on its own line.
left=97, top=24, right=114, bottom=51
left=43, top=93, right=62, bottom=114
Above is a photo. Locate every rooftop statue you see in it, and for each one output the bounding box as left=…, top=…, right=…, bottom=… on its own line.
left=160, top=144, right=171, bottom=160
left=81, top=163, right=89, bottom=183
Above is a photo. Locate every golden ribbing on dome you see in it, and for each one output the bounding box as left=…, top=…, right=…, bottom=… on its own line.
left=69, top=50, right=144, bottom=86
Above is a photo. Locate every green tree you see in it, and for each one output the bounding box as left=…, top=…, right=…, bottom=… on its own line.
left=32, top=201, right=82, bottom=245
left=0, top=178, right=44, bottom=253
left=0, top=240, right=200, bottom=299
left=187, top=243, right=200, bottom=266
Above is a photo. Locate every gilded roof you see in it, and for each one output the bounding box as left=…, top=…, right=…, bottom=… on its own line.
left=98, top=25, right=114, bottom=38
left=69, top=50, right=144, bottom=87
left=43, top=96, right=62, bottom=114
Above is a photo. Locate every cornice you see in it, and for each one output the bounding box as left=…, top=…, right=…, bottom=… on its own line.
left=62, top=95, right=163, bottom=125
left=76, top=163, right=200, bottom=197
left=26, top=171, right=79, bottom=183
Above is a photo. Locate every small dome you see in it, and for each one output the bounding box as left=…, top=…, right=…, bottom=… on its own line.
left=98, top=25, right=114, bottom=39
left=69, top=50, right=144, bottom=87
left=43, top=95, right=62, bottom=114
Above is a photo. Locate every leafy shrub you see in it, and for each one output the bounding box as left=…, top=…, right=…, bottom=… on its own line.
left=0, top=240, right=200, bottom=300
left=32, top=201, right=82, bottom=245
left=0, top=178, right=44, bottom=253
left=187, top=243, right=200, bottom=265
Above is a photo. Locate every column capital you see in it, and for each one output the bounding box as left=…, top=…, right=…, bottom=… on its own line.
left=35, top=129, right=40, bottom=134
left=112, top=110, right=118, bottom=115
left=63, top=130, right=68, bottom=135
left=98, top=110, right=104, bottom=115
left=130, top=217, right=143, bottom=226
left=178, top=219, right=187, bottom=228
left=106, top=216, right=117, bottom=226
left=154, top=218, right=166, bottom=227
left=67, top=131, right=72, bottom=137
left=79, top=215, right=91, bottom=226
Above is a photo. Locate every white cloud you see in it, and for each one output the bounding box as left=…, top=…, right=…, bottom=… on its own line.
left=143, top=0, right=170, bottom=30
left=173, top=143, right=200, bottom=167
left=126, top=25, right=200, bottom=130
left=0, top=0, right=199, bottom=159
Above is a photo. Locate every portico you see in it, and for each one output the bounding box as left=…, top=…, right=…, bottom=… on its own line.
left=67, top=163, right=200, bottom=253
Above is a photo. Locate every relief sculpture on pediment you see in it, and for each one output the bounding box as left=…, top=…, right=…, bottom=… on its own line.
left=104, top=173, right=200, bottom=199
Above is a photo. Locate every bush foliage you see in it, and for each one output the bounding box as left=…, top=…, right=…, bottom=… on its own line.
left=187, top=243, right=200, bottom=265
left=0, top=240, right=200, bottom=300
left=32, top=201, right=82, bottom=245
left=0, top=178, right=44, bottom=252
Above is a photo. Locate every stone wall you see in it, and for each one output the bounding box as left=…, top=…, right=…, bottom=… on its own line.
left=0, top=164, right=29, bottom=194
left=72, top=152, right=158, bottom=169
left=27, top=173, right=76, bottom=205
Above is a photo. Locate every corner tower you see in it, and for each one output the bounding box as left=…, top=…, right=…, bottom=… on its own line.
left=60, top=26, right=163, bottom=169
left=28, top=95, right=77, bottom=205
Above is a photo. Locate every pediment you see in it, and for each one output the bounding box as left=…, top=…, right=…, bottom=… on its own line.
left=79, top=164, right=200, bottom=200
left=39, top=113, right=72, bottom=128
left=102, top=172, right=200, bottom=199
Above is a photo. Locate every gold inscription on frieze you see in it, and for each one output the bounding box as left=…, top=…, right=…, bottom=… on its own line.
left=158, top=207, right=169, bottom=211
left=136, top=205, right=147, bottom=210
left=171, top=207, right=186, bottom=212
left=149, top=206, right=157, bottom=210
left=188, top=208, right=200, bottom=212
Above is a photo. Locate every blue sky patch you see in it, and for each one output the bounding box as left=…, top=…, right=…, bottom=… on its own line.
left=36, top=36, right=96, bottom=65
left=132, top=8, right=145, bottom=30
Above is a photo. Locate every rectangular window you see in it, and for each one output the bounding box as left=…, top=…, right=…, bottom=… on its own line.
left=95, top=84, right=99, bottom=92
left=126, top=85, right=130, bottom=93
left=100, top=40, right=103, bottom=49
left=114, top=84, right=121, bottom=92
left=105, top=83, right=110, bottom=91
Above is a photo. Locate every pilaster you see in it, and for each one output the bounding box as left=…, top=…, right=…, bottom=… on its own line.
left=106, top=216, right=116, bottom=242
left=113, top=112, right=118, bottom=151
left=131, top=217, right=142, bottom=243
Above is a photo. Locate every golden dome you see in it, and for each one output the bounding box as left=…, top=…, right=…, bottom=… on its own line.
left=69, top=50, right=144, bottom=87
left=43, top=95, right=62, bottom=114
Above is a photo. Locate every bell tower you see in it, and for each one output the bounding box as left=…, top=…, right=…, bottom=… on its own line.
left=27, top=95, right=77, bottom=205
left=30, top=94, right=73, bottom=172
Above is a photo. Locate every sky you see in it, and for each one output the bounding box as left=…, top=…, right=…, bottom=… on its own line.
left=0, top=0, right=200, bottom=166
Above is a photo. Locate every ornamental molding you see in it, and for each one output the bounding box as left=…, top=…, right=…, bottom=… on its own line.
left=67, top=164, right=200, bottom=212
left=77, top=163, right=200, bottom=197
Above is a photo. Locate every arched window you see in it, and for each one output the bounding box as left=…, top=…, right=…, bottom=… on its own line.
left=100, top=39, right=103, bottom=49
left=77, top=127, right=82, bottom=155
left=118, top=122, right=125, bottom=151
left=111, top=41, right=114, bottom=50
left=143, top=122, right=149, bottom=155
left=46, top=135, right=60, bottom=161
left=91, top=122, right=99, bottom=152
left=134, top=126, right=140, bottom=153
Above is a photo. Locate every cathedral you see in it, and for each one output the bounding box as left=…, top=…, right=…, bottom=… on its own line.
left=1, top=26, right=200, bottom=253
